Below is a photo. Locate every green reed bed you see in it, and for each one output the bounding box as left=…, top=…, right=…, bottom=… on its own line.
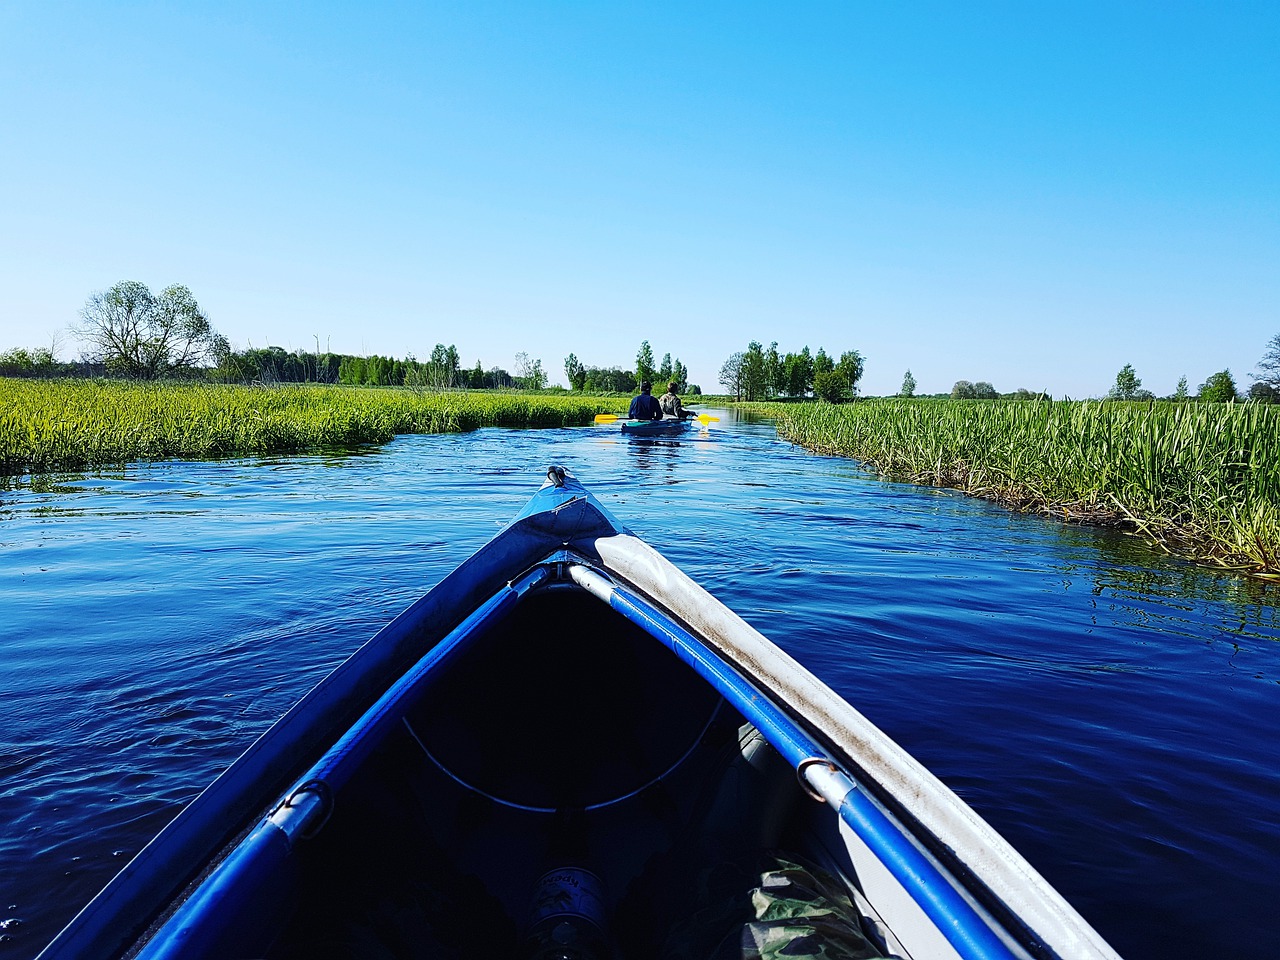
left=0, top=379, right=628, bottom=476
left=746, top=398, right=1280, bottom=575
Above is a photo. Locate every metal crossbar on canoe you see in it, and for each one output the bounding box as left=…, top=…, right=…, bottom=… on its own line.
left=40, top=467, right=1121, bottom=960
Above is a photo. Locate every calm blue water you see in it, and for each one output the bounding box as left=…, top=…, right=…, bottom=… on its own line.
left=3, top=412, right=1278, bottom=959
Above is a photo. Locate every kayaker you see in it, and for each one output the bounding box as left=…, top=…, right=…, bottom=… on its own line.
left=659, top=382, right=696, bottom=420
left=628, top=381, right=663, bottom=420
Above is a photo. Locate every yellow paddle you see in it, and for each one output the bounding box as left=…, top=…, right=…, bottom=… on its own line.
left=593, top=413, right=719, bottom=425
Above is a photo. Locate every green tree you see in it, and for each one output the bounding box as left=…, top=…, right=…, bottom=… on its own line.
left=636, top=340, right=656, bottom=386
left=1108, top=363, right=1142, bottom=400
left=0, top=345, right=58, bottom=377
left=813, top=370, right=851, bottom=403
left=813, top=347, right=834, bottom=377
left=1198, top=369, right=1238, bottom=402
left=764, top=342, right=783, bottom=397
left=671, top=358, right=688, bottom=392
left=515, top=352, right=547, bottom=390
left=950, top=380, right=976, bottom=399
left=784, top=347, right=813, bottom=396
left=564, top=353, right=586, bottom=391
left=719, top=352, right=745, bottom=401
left=741, top=340, right=768, bottom=400
left=76, top=281, right=224, bottom=379
left=1248, top=381, right=1279, bottom=403
left=973, top=381, right=997, bottom=399
left=657, top=352, right=672, bottom=383
left=423, top=343, right=460, bottom=389
left=900, top=369, right=916, bottom=397
left=835, top=351, right=865, bottom=395
left=1174, top=375, right=1189, bottom=401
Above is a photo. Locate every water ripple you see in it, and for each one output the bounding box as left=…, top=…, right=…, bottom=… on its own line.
left=2, top=414, right=1278, bottom=958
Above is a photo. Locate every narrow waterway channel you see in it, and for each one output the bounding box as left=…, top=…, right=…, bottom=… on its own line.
left=3, top=410, right=1278, bottom=958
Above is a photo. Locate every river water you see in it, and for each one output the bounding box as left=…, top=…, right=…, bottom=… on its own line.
left=2, top=411, right=1278, bottom=958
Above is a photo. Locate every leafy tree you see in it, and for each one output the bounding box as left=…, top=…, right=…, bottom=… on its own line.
left=583, top=366, right=635, bottom=392
left=1248, top=381, right=1279, bottom=403
left=719, top=352, right=746, bottom=401
left=813, top=370, right=851, bottom=403
left=741, top=341, right=768, bottom=400
left=514, top=352, right=547, bottom=390
left=900, top=370, right=916, bottom=397
left=658, top=352, right=672, bottom=384
left=671, top=358, right=688, bottom=392
left=813, top=347, right=834, bottom=377
left=765, top=342, right=783, bottom=397
left=784, top=347, right=813, bottom=396
left=0, top=345, right=59, bottom=377
left=1174, top=375, right=1189, bottom=401
left=424, top=343, right=460, bottom=389
left=1256, top=333, right=1280, bottom=388
left=635, top=341, right=656, bottom=386
left=950, top=380, right=976, bottom=399
left=835, top=351, right=865, bottom=395
left=973, top=381, right=997, bottom=399
left=1198, top=369, right=1238, bottom=402
left=1108, top=363, right=1142, bottom=400
left=564, top=353, right=586, bottom=391
left=76, top=281, right=224, bottom=379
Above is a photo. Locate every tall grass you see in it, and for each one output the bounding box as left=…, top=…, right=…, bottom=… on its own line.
left=0, top=379, right=627, bottom=476
left=747, top=398, right=1280, bottom=574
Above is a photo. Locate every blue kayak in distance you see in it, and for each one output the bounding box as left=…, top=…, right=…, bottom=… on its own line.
left=40, top=467, right=1121, bottom=960
left=619, top=417, right=691, bottom=436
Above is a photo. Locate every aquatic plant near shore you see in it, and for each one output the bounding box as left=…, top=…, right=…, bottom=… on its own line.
left=0, top=380, right=628, bottom=475
left=745, top=398, right=1280, bottom=574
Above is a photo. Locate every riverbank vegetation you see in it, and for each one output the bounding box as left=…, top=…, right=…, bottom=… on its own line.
left=748, top=398, right=1280, bottom=575
left=0, top=380, right=627, bottom=476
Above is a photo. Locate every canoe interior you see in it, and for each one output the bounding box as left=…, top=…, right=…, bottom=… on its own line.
left=170, top=583, right=886, bottom=959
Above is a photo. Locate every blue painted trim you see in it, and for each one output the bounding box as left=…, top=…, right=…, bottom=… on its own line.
left=600, top=580, right=1020, bottom=960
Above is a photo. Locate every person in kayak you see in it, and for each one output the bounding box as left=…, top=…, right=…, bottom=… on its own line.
left=628, top=381, right=663, bottom=420
left=659, top=382, right=696, bottom=420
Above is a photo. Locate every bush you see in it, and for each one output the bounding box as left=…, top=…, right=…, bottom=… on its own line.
left=813, top=370, right=851, bottom=403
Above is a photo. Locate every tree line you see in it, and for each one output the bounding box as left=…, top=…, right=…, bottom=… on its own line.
left=563, top=340, right=698, bottom=394
left=9, top=281, right=1280, bottom=403
left=1102, top=358, right=1280, bottom=403
left=718, top=341, right=865, bottom=402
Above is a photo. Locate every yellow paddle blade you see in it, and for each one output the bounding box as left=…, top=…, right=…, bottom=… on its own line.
left=594, top=413, right=622, bottom=423
left=696, top=414, right=720, bottom=424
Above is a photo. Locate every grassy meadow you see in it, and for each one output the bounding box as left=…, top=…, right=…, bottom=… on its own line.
left=0, top=379, right=628, bottom=476
left=745, top=397, right=1280, bottom=575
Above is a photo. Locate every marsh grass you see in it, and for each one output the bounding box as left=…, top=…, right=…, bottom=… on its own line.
left=0, top=379, right=627, bottom=475
left=745, top=398, right=1280, bottom=574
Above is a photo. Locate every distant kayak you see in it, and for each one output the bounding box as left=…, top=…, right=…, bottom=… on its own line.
left=593, top=412, right=717, bottom=436
left=618, top=417, right=690, bottom=436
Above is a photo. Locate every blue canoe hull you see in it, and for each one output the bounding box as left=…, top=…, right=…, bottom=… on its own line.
left=40, top=467, right=1120, bottom=960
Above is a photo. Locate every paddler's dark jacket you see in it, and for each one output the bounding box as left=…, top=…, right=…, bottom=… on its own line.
left=628, top=392, right=663, bottom=420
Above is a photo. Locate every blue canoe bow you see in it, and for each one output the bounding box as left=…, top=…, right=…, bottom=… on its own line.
left=40, top=467, right=1121, bottom=960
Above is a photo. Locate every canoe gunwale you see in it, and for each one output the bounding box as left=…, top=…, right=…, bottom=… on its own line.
left=586, top=532, right=1122, bottom=960
left=566, top=561, right=1024, bottom=960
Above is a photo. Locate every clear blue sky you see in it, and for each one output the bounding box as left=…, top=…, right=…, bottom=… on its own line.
left=1, top=2, right=1276, bottom=397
